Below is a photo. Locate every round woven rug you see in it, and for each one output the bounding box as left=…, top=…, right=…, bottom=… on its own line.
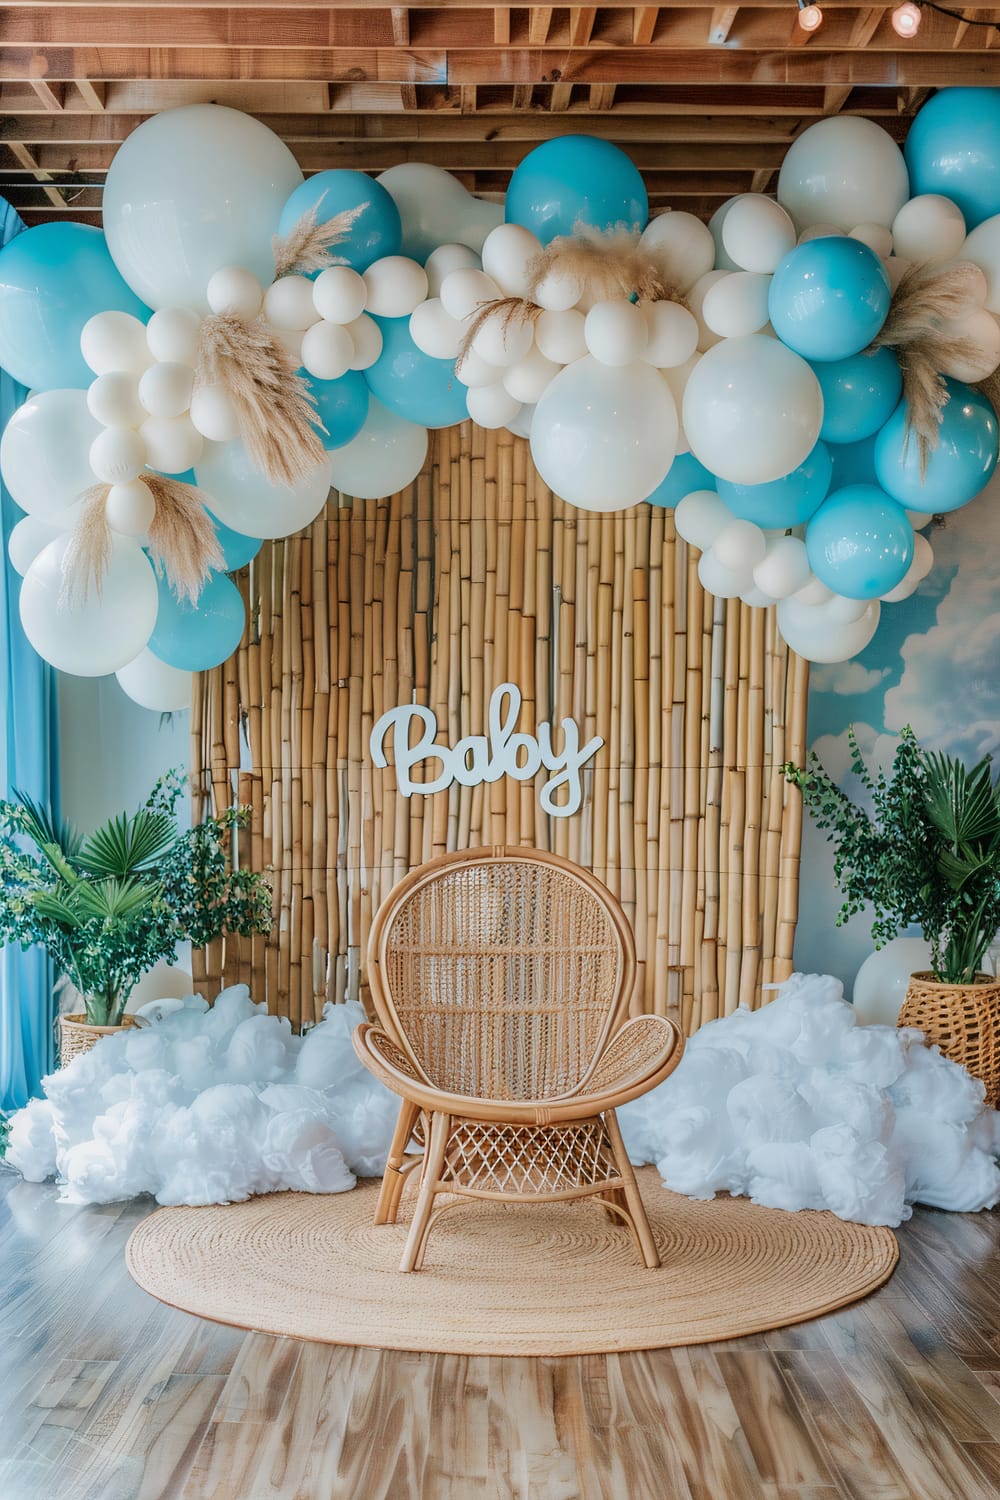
left=126, top=1169, right=897, bottom=1356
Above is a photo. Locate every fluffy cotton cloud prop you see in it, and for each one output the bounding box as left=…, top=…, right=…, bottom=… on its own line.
left=619, top=971, right=1000, bottom=1226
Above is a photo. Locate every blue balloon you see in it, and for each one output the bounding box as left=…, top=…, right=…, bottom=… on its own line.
left=364, top=316, right=467, bottom=430
left=812, top=348, right=903, bottom=445
left=278, top=170, right=402, bottom=273
left=644, top=452, right=716, bottom=509
left=806, top=484, right=914, bottom=599
left=829, top=433, right=879, bottom=491
left=304, top=367, right=369, bottom=450
left=506, top=136, right=648, bottom=247
left=768, top=237, right=891, bottom=363
left=717, top=442, right=832, bottom=528
left=149, top=570, right=246, bottom=672
left=874, top=378, right=999, bottom=513
left=0, top=223, right=149, bottom=391
left=905, top=88, right=1000, bottom=231
left=208, top=513, right=262, bottom=572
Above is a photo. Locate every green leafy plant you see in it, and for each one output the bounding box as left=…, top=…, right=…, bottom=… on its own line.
left=0, top=770, right=272, bottom=1027
left=784, top=726, right=1000, bottom=985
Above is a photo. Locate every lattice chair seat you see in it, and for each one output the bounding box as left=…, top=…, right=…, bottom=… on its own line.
left=354, top=847, right=684, bottom=1272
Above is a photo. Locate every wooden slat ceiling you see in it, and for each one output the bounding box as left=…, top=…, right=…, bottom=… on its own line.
left=1, top=2, right=998, bottom=225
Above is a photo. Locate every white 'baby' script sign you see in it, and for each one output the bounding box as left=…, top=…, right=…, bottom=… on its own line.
left=369, top=683, right=603, bottom=817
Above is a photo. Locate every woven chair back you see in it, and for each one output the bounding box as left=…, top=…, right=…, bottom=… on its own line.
left=367, top=848, right=636, bottom=1101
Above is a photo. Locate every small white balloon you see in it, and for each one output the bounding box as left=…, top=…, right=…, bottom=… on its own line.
left=533, top=267, right=583, bottom=313
left=409, top=298, right=464, bottom=360
left=938, top=307, right=1000, bottom=382
left=721, top=196, right=797, bottom=274
left=639, top=211, right=716, bottom=293
left=777, top=595, right=881, bottom=662
left=140, top=414, right=203, bottom=475
left=87, top=371, right=145, bottom=429
left=852, top=938, right=932, bottom=1025
left=481, top=222, right=542, bottom=298
left=206, top=266, right=265, bottom=321
left=503, top=346, right=561, bottom=405
left=20, top=533, right=159, bottom=677
left=345, top=313, right=383, bottom=371
left=138, top=361, right=195, bottom=419
left=300, top=321, right=353, bottom=381
left=116, top=648, right=193, bottom=713
left=263, top=275, right=319, bottom=331
left=584, top=300, right=648, bottom=367
left=466, top=383, right=522, bottom=430
left=686, top=271, right=731, bottom=352
left=270, top=326, right=304, bottom=364
left=105, top=478, right=157, bottom=536
left=885, top=256, right=914, bottom=294
left=713, top=518, right=767, bottom=571
left=642, top=301, right=699, bottom=368
left=7, top=515, right=63, bottom=576
left=455, top=347, right=504, bottom=389
left=827, top=593, right=871, bottom=623
left=80, top=311, right=152, bottom=377
left=472, top=311, right=534, bottom=368
left=362, top=256, right=429, bottom=319
left=881, top=532, right=934, bottom=602
left=753, top=534, right=811, bottom=600
left=440, top=267, right=501, bottom=322
left=701, top=273, right=772, bottom=339
left=849, top=222, right=894, bottom=259
left=673, top=489, right=733, bottom=551
left=424, top=243, right=481, bottom=298
left=906, top=509, right=935, bottom=531
left=892, top=195, right=966, bottom=266
left=506, top=403, right=536, bottom=440
left=795, top=576, right=834, bottom=605
left=797, top=223, right=845, bottom=244
left=698, top=548, right=754, bottom=599
left=90, top=426, right=147, bottom=484
left=145, top=306, right=201, bottom=366
left=740, top=585, right=779, bottom=609
left=189, top=384, right=241, bottom=442
left=312, top=266, right=367, bottom=326
left=534, top=308, right=587, bottom=365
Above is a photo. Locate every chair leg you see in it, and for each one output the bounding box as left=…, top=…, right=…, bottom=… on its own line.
left=604, top=1109, right=660, bottom=1270
left=399, top=1110, right=451, bottom=1273
left=374, top=1100, right=421, bottom=1226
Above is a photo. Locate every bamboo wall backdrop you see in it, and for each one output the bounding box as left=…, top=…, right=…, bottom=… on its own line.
left=190, top=421, right=809, bottom=1034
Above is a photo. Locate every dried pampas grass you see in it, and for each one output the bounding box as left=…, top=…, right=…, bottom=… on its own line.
left=197, top=312, right=326, bottom=488
left=61, top=484, right=114, bottom=603
left=526, top=224, right=685, bottom=308
left=456, top=296, right=542, bottom=372
left=272, top=203, right=366, bottom=279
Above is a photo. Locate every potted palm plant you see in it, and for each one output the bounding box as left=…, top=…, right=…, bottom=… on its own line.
left=785, top=726, right=1000, bottom=1102
left=0, top=770, right=272, bottom=1064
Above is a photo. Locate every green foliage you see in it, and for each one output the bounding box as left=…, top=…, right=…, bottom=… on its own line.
left=784, top=726, right=1000, bottom=985
left=0, top=770, right=272, bottom=1027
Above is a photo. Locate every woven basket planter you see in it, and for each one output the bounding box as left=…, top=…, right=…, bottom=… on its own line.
left=898, top=972, right=1000, bottom=1106
left=59, top=1012, right=139, bottom=1067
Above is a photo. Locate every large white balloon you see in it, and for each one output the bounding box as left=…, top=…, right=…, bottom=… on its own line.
left=776, top=595, right=881, bottom=663
left=1, top=390, right=101, bottom=520
left=777, top=116, right=909, bottom=233
left=103, top=105, right=304, bottom=310
left=327, top=396, right=428, bottom=500
left=195, top=440, right=333, bottom=540
left=682, top=334, right=823, bottom=486
left=116, top=648, right=193, bottom=712
left=530, top=358, right=677, bottom=512
left=852, top=937, right=932, bottom=1026
left=20, top=534, right=158, bottom=676
left=377, top=163, right=500, bottom=259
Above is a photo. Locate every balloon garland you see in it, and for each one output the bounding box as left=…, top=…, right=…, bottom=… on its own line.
left=3, top=94, right=1000, bottom=708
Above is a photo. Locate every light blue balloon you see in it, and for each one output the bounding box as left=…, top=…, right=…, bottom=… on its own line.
left=905, top=88, right=1000, bottom=231
left=812, top=348, right=903, bottom=445
left=149, top=570, right=246, bottom=672
left=278, top=170, right=402, bottom=273
left=505, top=136, right=648, bottom=247
left=644, top=452, right=715, bottom=509
left=303, top=367, right=369, bottom=450
left=768, top=237, right=891, bottom=363
left=717, top=442, right=832, bottom=528
left=874, top=378, right=999, bottom=513
left=208, top=512, right=262, bottom=572
left=829, top=433, right=879, bottom=491
left=364, top=316, right=467, bottom=430
left=0, top=223, right=149, bottom=391
left=806, top=484, right=913, bottom=599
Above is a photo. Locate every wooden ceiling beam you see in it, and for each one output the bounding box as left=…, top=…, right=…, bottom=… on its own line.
left=527, top=8, right=554, bottom=44
left=73, top=75, right=106, bottom=108
left=447, top=48, right=1000, bottom=84
left=570, top=9, right=598, bottom=47
left=632, top=7, right=660, bottom=45
left=708, top=7, right=739, bottom=44
left=1, top=48, right=449, bottom=82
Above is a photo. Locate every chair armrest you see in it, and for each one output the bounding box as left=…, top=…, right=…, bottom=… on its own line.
left=569, top=1015, right=684, bottom=1105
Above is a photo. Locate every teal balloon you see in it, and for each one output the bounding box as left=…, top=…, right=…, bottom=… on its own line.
left=768, top=237, right=891, bottom=362
left=717, top=442, right=832, bottom=527
left=149, top=570, right=246, bottom=672
left=806, top=484, right=913, bottom=599
left=208, top=513, right=262, bottom=571
left=304, top=367, right=369, bottom=450
left=829, top=433, right=878, bottom=491
left=364, top=316, right=467, bottom=430
left=905, top=88, right=1000, bottom=231
left=813, top=348, right=903, bottom=444
left=505, top=136, right=648, bottom=247
left=644, top=452, right=716, bottom=509
left=874, top=378, right=999, bottom=513
left=278, top=171, right=402, bottom=273
left=0, top=223, right=149, bottom=391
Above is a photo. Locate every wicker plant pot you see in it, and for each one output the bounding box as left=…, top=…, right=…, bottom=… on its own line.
left=898, top=972, right=1000, bottom=1106
left=59, top=1012, right=139, bottom=1067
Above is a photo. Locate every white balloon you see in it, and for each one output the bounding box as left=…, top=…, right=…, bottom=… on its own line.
left=906, top=509, right=935, bottom=531
left=641, top=301, right=699, bottom=368
left=533, top=267, right=583, bottom=313
left=327, top=397, right=427, bottom=500
left=740, top=585, right=779, bottom=609
left=530, top=358, right=677, bottom=512
left=87, top=371, right=145, bottom=429
left=1, top=390, right=101, bottom=519
left=777, top=116, right=909, bottom=233
left=7, top=515, right=63, bottom=577
left=90, top=426, right=147, bottom=484
left=206, top=266, right=264, bottom=321
left=849, top=223, right=894, bottom=259
left=195, top=440, right=333, bottom=539
left=795, top=576, right=834, bottom=605
left=892, top=195, right=966, bottom=266
left=797, top=223, right=845, bottom=245
left=721, top=196, right=796, bottom=274
left=472, top=311, right=534, bottom=368
left=881, top=532, right=934, bottom=602
left=852, top=938, right=932, bottom=1025
left=682, top=334, right=823, bottom=486
left=103, top=104, right=303, bottom=311
left=140, top=415, right=203, bottom=476
left=106, top=479, right=157, bottom=536
left=639, top=211, right=716, bottom=293
left=753, top=534, right=811, bottom=599
left=938, top=307, right=1000, bottom=382
left=503, top=346, right=561, bottom=405
left=409, top=298, right=464, bottom=360
left=674, top=490, right=735, bottom=550
left=345, top=314, right=383, bottom=371
left=534, top=308, right=587, bottom=365
left=440, top=267, right=501, bottom=322
left=145, top=306, right=201, bottom=366
left=584, top=300, right=648, bottom=367
left=466, top=384, right=522, bottom=430
left=80, top=312, right=152, bottom=377
left=300, top=321, right=353, bottom=381
left=506, top=403, right=536, bottom=440
left=827, top=593, right=871, bottom=623
left=362, top=256, right=429, bottom=319
left=713, top=518, right=766, bottom=571
left=686, top=271, right=731, bottom=352
left=424, top=243, right=481, bottom=298
left=116, top=649, right=193, bottom=713
left=455, top=347, right=504, bottom=389
left=776, top=595, right=881, bottom=662
left=481, top=223, right=542, bottom=298
left=312, top=266, right=367, bottom=326
left=701, top=272, right=772, bottom=338
left=698, top=549, right=754, bottom=599
left=189, top=384, right=241, bottom=443
left=708, top=198, right=742, bottom=272
left=270, top=327, right=304, bottom=364
left=263, top=275, right=319, bottom=332
left=885, top=256, right=914, bottom=294
left=138, top=361, right=195, bottom=419
left=20, top=534, right=158, bottom=676
left=377, top=163, right=495, bottom=258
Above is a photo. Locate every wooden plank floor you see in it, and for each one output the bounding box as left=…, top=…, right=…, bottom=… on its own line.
left=3, top=1168, right=1000, bottom=1500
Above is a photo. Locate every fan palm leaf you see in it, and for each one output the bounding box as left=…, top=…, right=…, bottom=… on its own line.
left=77, top=810, right=178, bottom=879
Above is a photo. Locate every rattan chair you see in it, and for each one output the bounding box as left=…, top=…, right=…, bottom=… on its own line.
left=354, top=846, right=684, bottom=1273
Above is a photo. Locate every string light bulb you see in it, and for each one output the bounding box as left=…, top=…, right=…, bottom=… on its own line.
left=797, top=0, right=824, bottom=32
left=891, top=1, right=922, bottom=35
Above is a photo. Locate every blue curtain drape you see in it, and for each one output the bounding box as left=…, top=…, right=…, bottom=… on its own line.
left=0, top=199, right=61, bottom=1112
